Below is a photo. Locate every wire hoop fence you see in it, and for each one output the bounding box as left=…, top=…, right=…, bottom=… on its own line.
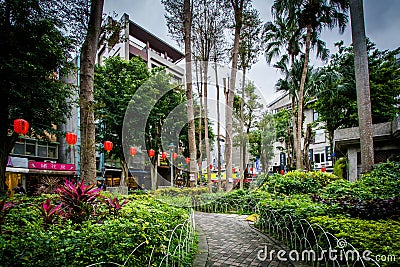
left=194, top=196, right=381, bottom=267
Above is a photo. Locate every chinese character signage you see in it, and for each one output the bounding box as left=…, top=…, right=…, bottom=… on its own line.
left=29, top=161, right=76, bottom=171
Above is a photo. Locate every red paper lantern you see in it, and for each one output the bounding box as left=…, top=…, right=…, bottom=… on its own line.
left=185, top=157, right=190, bottom=164
left=172, top=152, right=178, bottom=160
left=66, top=132, right=77, bottom=147
left=148, top=149, right=155, bottom=158
left=14, top=119, right=29, bottom=136
left=321, top=166, right=327, bottom=172
left=161, top=152, right=167, bottom=160
left=280, top=169, right=285, bottom=175
left=104, top=141, right=113, bottom=153
left=129, top=147, right=137, bottom=157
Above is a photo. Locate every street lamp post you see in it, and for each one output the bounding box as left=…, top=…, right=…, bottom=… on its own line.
left=168, top=142, right=175, bottom=187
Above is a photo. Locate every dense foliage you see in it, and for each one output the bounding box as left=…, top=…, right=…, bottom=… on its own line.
left=0, top=0, right=75, bottom=194
left=198, top=160, right=400, bottom=266
left=258, top=170, right=341, bottom=194
left=313, top=41, right=400, bottom=135
left=0, top=182, right=196, bottom=266
left=94, top=56, right=150, bottom=160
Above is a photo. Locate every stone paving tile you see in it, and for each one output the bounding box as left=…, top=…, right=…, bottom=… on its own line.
left=194, top=212, right=306, bottom=267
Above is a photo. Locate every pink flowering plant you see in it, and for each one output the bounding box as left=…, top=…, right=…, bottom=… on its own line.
left=56, top=180, right=101, bottom=223
left=101, top=196, right=129, bottom=219
left=36, top=198, right=62, bottom=228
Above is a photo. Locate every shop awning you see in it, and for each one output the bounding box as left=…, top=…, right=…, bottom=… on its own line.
left=6, top=167, right=76, bottom=175
left=6, top=167, right=30, bottom=173
left=28, top=169, right=76, bottom=175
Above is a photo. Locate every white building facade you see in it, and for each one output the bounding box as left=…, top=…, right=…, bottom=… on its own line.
left=267, top=92, right=333, bottom=172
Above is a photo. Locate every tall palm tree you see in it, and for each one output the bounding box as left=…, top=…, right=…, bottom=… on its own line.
left=349, top=0, right=374, bottom=173
left=263, top=16, right=301, bottom=168
left=273, top=0, right=349, bottom=170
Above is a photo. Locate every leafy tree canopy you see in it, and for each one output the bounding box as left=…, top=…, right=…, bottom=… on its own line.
left=313, top=40, right=400, bottom=132
left=0, top=0, right=75, bottom=137
left=0, top=0, right=76, bottom=194
left=94, top=56, right=150, bottom=160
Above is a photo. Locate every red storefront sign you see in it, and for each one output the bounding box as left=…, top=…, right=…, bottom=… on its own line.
left=29, top=161, right=76, bottom=171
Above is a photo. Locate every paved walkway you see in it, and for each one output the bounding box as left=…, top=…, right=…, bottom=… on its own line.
left=193, top=212, right=305, bottom=267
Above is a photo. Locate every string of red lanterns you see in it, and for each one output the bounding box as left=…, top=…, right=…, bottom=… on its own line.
left=172, top=152, right=178, bottom=160
left=161, top=152, right=167, bottom=160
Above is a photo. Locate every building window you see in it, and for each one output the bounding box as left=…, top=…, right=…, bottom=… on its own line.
left=314, top=129, right=326, bottom=143
left=313, top=110, right=319, bottom=122
left=13, top=143, right=24, bottom=155
left=314, top=152, right=325, bottom=164
left=25, top=143, right=36, bottom=156
left=11, top=139, right=58, bottom=159
left=38, top=145, right=47, bottom=157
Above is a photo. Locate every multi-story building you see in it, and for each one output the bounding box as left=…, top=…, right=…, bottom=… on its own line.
left=96, top=13, right=185, bottom=190
left=267, top=92, right=333, bottom=172
left=97, top=13, right=184, bottom=83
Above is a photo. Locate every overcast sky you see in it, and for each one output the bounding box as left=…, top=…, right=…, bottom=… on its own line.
left=104, top=0, right=400, bottom=104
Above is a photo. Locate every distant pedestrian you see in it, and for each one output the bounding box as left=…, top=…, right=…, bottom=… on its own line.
left=97, top=180, right=106, bottom=190
left=13, top=183, right=26, bottom=194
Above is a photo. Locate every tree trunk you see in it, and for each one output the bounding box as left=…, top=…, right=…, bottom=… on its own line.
left=203, top=62, right=212, bottom=192
left=215, top=59, right=222, bottom=191
left=290, top=54, right=298, bottom=169
left=120, top=159, right=129, bottom=194
left=350, top=0, right=374, bottom=174
left=239, top=68, right=246, bottom=190
left=0, top=96, right=16, bottom=195
left=226, top=3, right=243, bottom=192
left=184, top=0, right=197, bottom=186
left=151, top=155, right=158, bottom=190
left=79, top=0, right=104, bottom=184
left=303, top=124, right=312, bottom=171
left=296, top=25, right=311, bottom=170
left=195, top=60, right=203, bottom=169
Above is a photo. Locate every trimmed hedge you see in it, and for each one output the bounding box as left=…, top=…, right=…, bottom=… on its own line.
left=0, top=194, right=196, bottom=266
left=308, top=216, right=400, bottom=266
left=258, top=170, right=341, bottom=195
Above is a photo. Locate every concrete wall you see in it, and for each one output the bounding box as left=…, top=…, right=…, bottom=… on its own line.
left=334, top=115, right=400, bottom=181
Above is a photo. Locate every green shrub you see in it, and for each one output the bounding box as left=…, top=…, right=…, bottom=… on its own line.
left=258, top=170, right=340, bottom=195
left=256, top=194, right=342, bottom=221
left=308, top=216, right=400, bottom=267
left=357, top=161, right=400, bottom=199
left=334, top=157, right=347, bottom=179
left=0, top=194, right=196, bottom=266
left=154, top=187, right=209, bottom=197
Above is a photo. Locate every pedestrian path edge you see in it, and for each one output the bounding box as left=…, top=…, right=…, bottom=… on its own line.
left=192, top=222, right=209, bottom=267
